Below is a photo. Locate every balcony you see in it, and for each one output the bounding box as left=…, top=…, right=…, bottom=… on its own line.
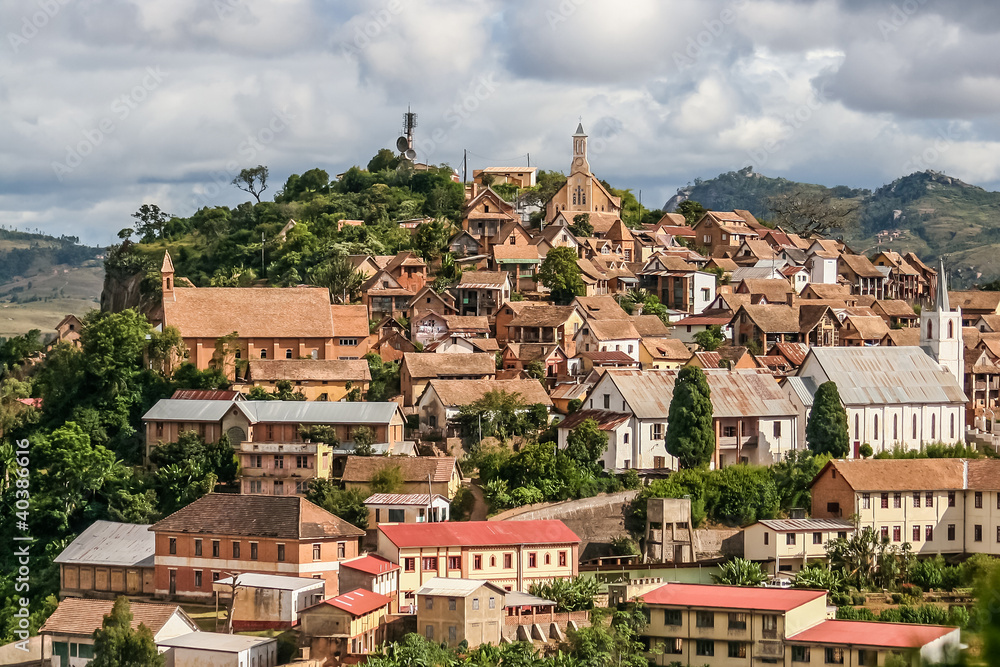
left=754, top=640, right=784, bottom=659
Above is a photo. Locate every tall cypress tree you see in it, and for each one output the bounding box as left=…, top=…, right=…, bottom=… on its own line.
left=806, top=381, right=850, bottom=457
left=666, top=366, right=715, bottom=468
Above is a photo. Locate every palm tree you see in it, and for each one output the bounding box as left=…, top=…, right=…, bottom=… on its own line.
left=712, top=558, right=767, bottom=586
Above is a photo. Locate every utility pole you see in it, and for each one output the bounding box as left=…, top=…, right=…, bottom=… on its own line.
left=463, top=149, right=467, bottom=184
left=261, top=232, right=265, bottom=277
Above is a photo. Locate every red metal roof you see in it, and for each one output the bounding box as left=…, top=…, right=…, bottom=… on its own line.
left=379, top=520, right=580, bottom=549
left=640, top=583, right=826, bottom=612
left=320, top=588, right=393, bottom=617
left=788, top=620, right=957, bottom=648
left=340, top=554, right=400, bottom=575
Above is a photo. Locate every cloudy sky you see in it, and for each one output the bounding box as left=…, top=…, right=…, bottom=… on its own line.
left=2, top=0, right=999, bottom=246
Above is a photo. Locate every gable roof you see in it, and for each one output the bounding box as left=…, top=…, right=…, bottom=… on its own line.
left=401, top=352, right=496, bottom=379
left=630, top=316, right=671, bottom=337
left=557, top=408, right=630, bottom=431
left=234, top=400, right=400, bottom=425
left=737, top=279, right=794, bottom=302
left=798, top=346, right=967, bottom=406
left=163, top=286, right=335, bottom=338
left=573, top=296, right=630, bottom=320
left=40, top=598, right=194, bottom=637
left=379, top=520, right=579, bottom=548
left=640, top=337, right=691, bottom=361
left=787, top=619, right=957, bottom=650
left=331, top=305, right=371, bottom=337
left=150, top=494, right=365, bottom=539
left=839, top=253, right=884, bottom=279
left=55, top=521, right=154, bottom=567
left=458, top=271, right=510, bottom=288
left=424, top=379, right=553, bottom=407
left=508, top=305, right=580, bottom=328
left=949, top=290, right=1000, bottom=312
left=341, top=456, right=460, bottom=484
left=316, top=588, right=393, bottom=617
left=246, top=359, right=371, bottom=382
left=416, top=577, right=507, bottom=598
left=582, top=319, right=640, bottom=341
left=814, top=459, right=966, bottom=492
left=733, top=304, right=800, bottom=334
left=340, top=554, right=399, bottom=575
left=640, top=582, right=825, bottom=612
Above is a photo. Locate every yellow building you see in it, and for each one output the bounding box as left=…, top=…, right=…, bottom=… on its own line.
left=376, top=520, right=580, bottom=610
left=639, top=582, right=959, bottom=666
left=298, top=588, right=393, bottom=658
left=639, top=337, right=691, bottom=370
left=743, top=518, right=854, bottom=576
left=236, top=358, right=371, bottom=401
left=341, top=456, right=463, bottom=500
left=416, top=577, right=507, bottom=648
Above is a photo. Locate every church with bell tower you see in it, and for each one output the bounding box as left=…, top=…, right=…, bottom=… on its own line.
left=544, top=122, right=623, bottom=230
left=920, top=259, right=963, bottom=388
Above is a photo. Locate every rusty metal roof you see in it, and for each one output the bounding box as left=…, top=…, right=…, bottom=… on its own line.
left=758, top=518, right=855, bottom=532
left=798, top=346, right=967, bottom=406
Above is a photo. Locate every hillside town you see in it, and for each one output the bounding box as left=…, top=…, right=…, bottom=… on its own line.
left=5, top=123, right=999, bottom=667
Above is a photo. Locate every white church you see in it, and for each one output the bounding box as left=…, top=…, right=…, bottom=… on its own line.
left=794, top=261, right=968, bottom=456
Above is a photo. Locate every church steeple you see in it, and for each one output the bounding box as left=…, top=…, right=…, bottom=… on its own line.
left=920, top=259, right=963, bottom=386
left=571, top=122, right=590, bottom=175
left=161, top=250, right=175, bottom=300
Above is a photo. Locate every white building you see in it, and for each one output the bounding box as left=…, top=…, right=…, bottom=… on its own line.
left=213, top=573, right=325, bottom=630
left=578, top=368, right=799, bottom=470
left=573, top=319, right=642, bottom=361
left=158, top=632, right=277, bottom=667
left=795, top=346, right=967, bottom=456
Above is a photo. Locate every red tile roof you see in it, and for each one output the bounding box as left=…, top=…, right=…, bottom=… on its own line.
left=379, top=520, right=580, bottom=549
left=788, top=619, right=957, bottom=649
left=319, top=588, right=393, bottom=616
left=640, top=583, right=826, bottom=612
left=340, top=554, right=400, bottom=576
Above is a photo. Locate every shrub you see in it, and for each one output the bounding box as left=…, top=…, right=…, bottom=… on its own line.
left=899, top=583, right=923, bottom=600
left=851, top=592, right=867, bottom=606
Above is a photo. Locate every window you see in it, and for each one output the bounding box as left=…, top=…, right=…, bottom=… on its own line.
left=893, top=492, right=901, bottom=508
left=313, top=544, right=321, bottom=560
left=773, top=422, right=782, bottom=438
left=880, top=526, right=889, bottom=541
left=913, top=413, right=918, bottom=439
left=232, top=542, right=240, bottom=559
left=893, top=414, right=898, bottom=440
left=277, top=544, right=285, bottom=562
left=695, top=611, right=714, bottom=628
left=728, top=613, right=747, bottom=630
left=404, top=558, right=415, bottom=572
left=449, top=625, right=457, bottom=644
left=156, top=422, right=163, bottom=436
left=448, top=556, right=460, bottom=570
left=249, top=455, right=262, bottom=468
left=975, top=525, right=983, bottom=542
left=340, top=338, right=359, bottom=346
left=544, top=553, right=551, bottom=565
left=169, top=538, right=176, bottom=555
left=913, top=492, right=920, bottom=507
left=825, top=647, right=844, bottom=664
left=296, top=455, right=309, bottom=469
left=762, top=614, right=778, bottom=639
left=926, top=492, right=934, bottom=507
left=723, top=426, right=737, bottom=437
left=976, top=492, right=984, bottom=508
left=892, top=525, right=901, bottom=542
left=250, top=542, right=258, bottom=560
left=260, top=349, right=267, bottom=358
left=474, top=555, right=482, bottom=569
left=212, top=571, right=220, bottom=582
left=652, top=423, right=663, bottom=439
left=881, top=493, right=889, bottom=509
left=248, top=479, right=262, bottom=494
left=662, top=637, right=683, bottom=654
left=926, top=525, right=934, bottom=541
left=862, top=493, right=871, bottom=509
left=212, top=540, right=220, bottom=558
left=274, top=455, right=283, bottom=469
left=792, top=646, right=811, bottom=662
left=558, top=551, right=567, bottom=567
left=873, top=414, right=879, bottom=439
left=838, top=531, right=847, bottom=539
left=664, top=609, right=682, bottom=626
left=603, top=394, right=610, bottom=409
left=448, top=598, right=457, bottom=611
left=786, top=533, right=796, bottom=546
left=194, top=570, right=202, bottom=588
left=951, top=413, right=956, bottom=439
left=504, top=553, right=513, bottom=568
left=285, top=348, right=293, bottom=358
left=764, top=532, right=769, bottom=545
left=931, top=413, right=936, bottom=439
left=387, top=509, right=405, bottom=523
left=338, top=543, right=346, bottom=559
left=425, top=625, right=434, bottom=640
left=472, top=598, right=479, bottom=610
left=695, top=640, right=714, bottom=657
left=489, top=596, right=496, bottom=609
left=827, top=502, right=840, bottom=515
left=947, top=524, right=956, bottom=541
left=854, top=413, right=860, bottom=439
left=913, top=525, right=921, bottom=542
left=728, top=642, right=747, bottom=658
left=422, top=557, right=438, bottom=571
left=948, top=491, right=956, bottom=507
left=813, top=532, right=822, bottom=545
left=528, top=552, right=537, bottom=568
left=194, top=539, right=202, bottom=557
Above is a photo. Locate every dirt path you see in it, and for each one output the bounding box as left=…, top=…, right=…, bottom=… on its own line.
left=467, top=479, right=489, bottom=521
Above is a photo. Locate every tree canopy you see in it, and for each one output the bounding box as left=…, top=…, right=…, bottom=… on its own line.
left=807, top=381, right=849, bottom=457
left=665, top=366, right=714, bottom=468
left=538, top=247, right=585, bottom=305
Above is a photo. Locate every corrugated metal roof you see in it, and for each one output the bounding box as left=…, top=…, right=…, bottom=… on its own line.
left=600, top=369, right=797, bottom=420
left=758, top=518, right=855, bottom=532
left=214, top=573, right=325, bottom=591
left=505, top=591, right=556, bottom=607
left=364, top=493, right=448, bottom=506
left=799, top=347, right=967, bottom=406
left=54, top=521, right=154, bottom=567
left=157, top=632, right=275, bottom=651
left=416, top=577, right=496, bottom=597
left=236, top=400, right=400, bottom=424
left=142, top=399, right=235, bottom=422
left=782, top=376, right=817, bottom=408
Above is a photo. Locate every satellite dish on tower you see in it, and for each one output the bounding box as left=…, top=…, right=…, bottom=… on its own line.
left=396, top=136, right=410, bottom=153
left=405, top=148, right=416, bottom=160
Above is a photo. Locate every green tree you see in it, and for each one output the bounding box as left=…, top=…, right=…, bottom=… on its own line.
left=369, top=465, right=404, bottom=494
left=793, top=563, right=846, bottom=592
left=827, top=526, right=912, bottom=591
left=528, top=575, right=601, bottom=612
left=564, top=418, right=608, bottom=472
left=665, top=366, right=714, bottom=468
left=693, top=325, right=724, bottom=351
left=706, top=464, right=779, bottom=525
left=569, top=213, right=593, bottom=237
left=90, top=596, right=164, bottom=667
left=769, top=450, right=829, bottom=511
left=676, top=200, right=706, bottom=225
left=352, top=425, right=377, bottom=456
left=457, top=390, right=531, bottom=444
left=367, top=149, right=400, bottom=173
left=807, top=381, right=849, bottom=457
left=305, top=480, right=369, bottom=529
left=231, top=165, right=269, bottom=203
left=309, top=254, right=366, bottom=304
left=524, top=360, right=546, bottom=380
left=412, top=219, right=454, bottom=260
left=712, top=558, right=767, bottom=586
left=131, top=204, right=171, bottom=242
left=538, top=246, right=585, bottom=305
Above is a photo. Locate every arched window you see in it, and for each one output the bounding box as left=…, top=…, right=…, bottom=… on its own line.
left=490, top=556, right=496, bottom=567
left=931, top=413, right=936, bottom=440
left=572, top=192, right=577, bottom=205
left=927, top=321, right=933, bottom=339
left=874, top=414, right=879, bottom=440
left=948, top=320, right=954, bottom=339
left=950, top=413, right=956, bottom=440
left=285, top=349, right=293, bottom=359
left=235, top=350, right=241, bottom=359
left=854, top=413, right=860, bottom=440
left=913, top=414, right=918, bottom=439
left=260, top=349, right=267, bottom=359
left=893, top=414, right=898, bottom=441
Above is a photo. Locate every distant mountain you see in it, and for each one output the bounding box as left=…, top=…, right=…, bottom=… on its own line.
left=665, top=168, right=1000, bottom=286
left=0, top=229, right=105, bottom=337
